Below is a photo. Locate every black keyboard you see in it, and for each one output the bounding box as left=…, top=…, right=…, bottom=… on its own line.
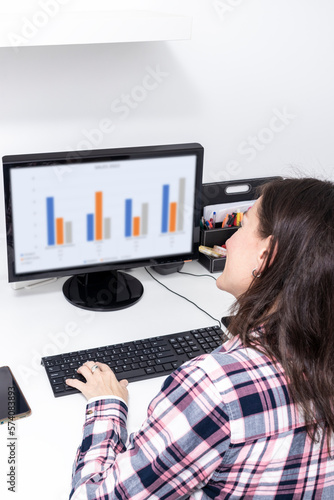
left=41, top=325, right=227, bottom=398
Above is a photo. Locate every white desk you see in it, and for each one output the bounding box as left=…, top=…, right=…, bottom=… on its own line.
left=0, top=261, right=234, bottom=500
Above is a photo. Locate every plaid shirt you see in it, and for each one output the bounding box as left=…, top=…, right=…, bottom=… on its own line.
left=70, top=336, right=334, bottom=499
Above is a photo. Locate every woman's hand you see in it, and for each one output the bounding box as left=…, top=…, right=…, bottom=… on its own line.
left=65, top=361, right=129, bottom=404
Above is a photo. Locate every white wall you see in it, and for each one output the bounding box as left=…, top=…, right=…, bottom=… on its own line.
left=1, top=0, right=334, bottom=272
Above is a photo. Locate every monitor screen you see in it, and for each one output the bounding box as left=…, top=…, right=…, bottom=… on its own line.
left=3, top=143, right=203, bottom=311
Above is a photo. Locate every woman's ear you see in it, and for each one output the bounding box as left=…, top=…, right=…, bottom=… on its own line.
left=257, top=235, right=276, bottom=271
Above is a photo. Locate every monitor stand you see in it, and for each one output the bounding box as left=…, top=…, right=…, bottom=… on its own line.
left=62, top=270, right=144, bottom=311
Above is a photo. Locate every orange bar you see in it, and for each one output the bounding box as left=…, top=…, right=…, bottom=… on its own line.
left=56, top=218, right=64, bottom=245
left=133, top=216, right=140, bottom=237
left=95, top=192, right=103, bottom=240
left=169, top=202, right=177, bottom=232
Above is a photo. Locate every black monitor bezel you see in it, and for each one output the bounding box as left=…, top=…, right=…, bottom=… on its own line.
left=3, top=143, right=203, bottom=283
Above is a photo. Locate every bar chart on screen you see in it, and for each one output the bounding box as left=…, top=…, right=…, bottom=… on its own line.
left=46, top=196, right=74, bottom=246
left=10, top=156, right=197, bottom=274
left=86, top=191, right=112, bottom=242
left=161, top=178, right=186, bottom=234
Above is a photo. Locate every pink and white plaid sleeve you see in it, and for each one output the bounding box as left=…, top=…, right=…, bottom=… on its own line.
left=70, top=361, right=230, bottom=500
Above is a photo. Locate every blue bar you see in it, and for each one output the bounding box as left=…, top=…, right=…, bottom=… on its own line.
left=46, top=197, right=55, bottom=246
left=161, top=185, right=169, bottom=233
left=125, top=199, right=132, bottom=237
left=87, top=214, right=94, bottom=241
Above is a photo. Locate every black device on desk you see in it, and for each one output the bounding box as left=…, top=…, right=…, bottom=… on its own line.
left=0, top=366, right=31, bottom=424
left=2, top=143, right=203, bottom=311
left=42, top=325, right=228, bottom=398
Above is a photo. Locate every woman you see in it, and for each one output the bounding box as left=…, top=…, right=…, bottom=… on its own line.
left=67, top=177, right=334, bottom=499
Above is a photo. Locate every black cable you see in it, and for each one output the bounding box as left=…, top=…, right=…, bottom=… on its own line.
left=177, top=269, right=217, bottom=281
left=145, top=267, right=221, bottom=328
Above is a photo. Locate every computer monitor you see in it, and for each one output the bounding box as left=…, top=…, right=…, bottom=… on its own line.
left=3, top=143, right=204, bottom=311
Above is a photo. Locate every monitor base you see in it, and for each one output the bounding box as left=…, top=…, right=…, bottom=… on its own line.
left=62, top=270, right=144, bottom=311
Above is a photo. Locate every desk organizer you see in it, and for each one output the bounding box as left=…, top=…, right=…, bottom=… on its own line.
left=198, top=176, right=281, bottom=273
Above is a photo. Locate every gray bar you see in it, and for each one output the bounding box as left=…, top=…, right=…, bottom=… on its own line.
left=141, top=203, right=149, bottom=236
left=104, top=218, right=111, bottom=239
left=177, top=178, right=186, bottom=231
left=65, top=221, right=72, bottom=244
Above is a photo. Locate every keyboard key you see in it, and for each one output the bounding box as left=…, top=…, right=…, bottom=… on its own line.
left=117, top=368, right=146, bottom=380
left=156, top=356, right=176, bottom=365
left=163, top=363, right=173, bottom=371
left=48, top=366, right=59, bottom=373
left=65, top=384, right=75, bottom=391
left=52, top=377, right=63, bottom=385
left=145, top=367, right=156, bottom=375
left=53, top=385, right=64, bottom=393
left=50, top=371, right=65, bottom=378
left=156, top=352, right=173, bottom=359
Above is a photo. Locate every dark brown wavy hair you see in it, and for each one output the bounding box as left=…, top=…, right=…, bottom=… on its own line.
left=228, top=177, right=334, bottom=449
